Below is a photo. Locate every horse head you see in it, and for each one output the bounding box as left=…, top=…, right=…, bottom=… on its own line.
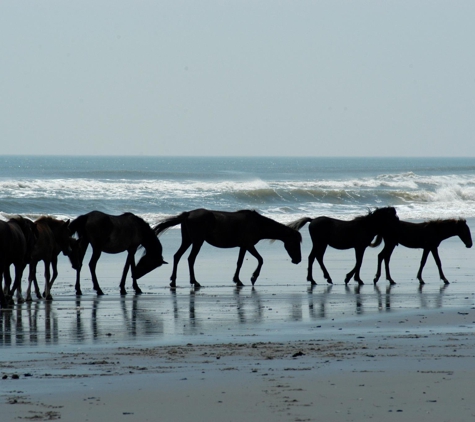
left=371, top=207, right=399, bottom=230
left=60, top=220, right=73, bottom=256
left=457, top=219, right=473, bottom=248
left=134, top=251, right=168, bottom=279
left=67, top=237, right=81, bottom=270
left=284, top=230, right=302, bottom=264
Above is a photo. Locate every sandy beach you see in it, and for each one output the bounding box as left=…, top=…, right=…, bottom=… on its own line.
left=1, top=227, right=475, bottom=421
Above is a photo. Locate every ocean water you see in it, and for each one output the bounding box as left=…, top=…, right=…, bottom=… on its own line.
left=1, top=156, right=474, bottom=224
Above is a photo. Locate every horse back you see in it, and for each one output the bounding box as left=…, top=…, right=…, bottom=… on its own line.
left=398, top=220, right=462, bottom=249
left=308, top=216, right=376, bottom=250
left=31, top=219, right=57, bottom=261
left=185, top=209, right=261, bottom=248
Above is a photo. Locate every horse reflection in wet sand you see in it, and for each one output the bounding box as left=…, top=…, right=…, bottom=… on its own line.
left=151, top=209, right=302, bottom=288
left=68, top=211, right=166, bottom=296
left=373, top=218, right=472, bottom=285
left=0, top=216, right=38, bottom=307
left=290, top=207, right=399, bottom=285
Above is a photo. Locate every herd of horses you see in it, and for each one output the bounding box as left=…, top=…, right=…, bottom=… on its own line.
left=0, top=207, right=472, bottom=308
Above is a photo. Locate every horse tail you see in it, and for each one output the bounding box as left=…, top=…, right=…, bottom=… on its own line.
left=287, top=217, right=313, bottom=232
left=154, top=212, right=190, bottom=236
left=370, top=234, right=383, bottom=248
left=68, top=214, right=89, bottom=238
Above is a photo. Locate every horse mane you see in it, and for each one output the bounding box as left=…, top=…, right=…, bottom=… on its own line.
left=35, top=215, right=68, bottom=228
left=424, top=218, right=466, bottom=227
left=134, top=215, right=158, bottom=249
left=267, top=217, right=303, bottom=244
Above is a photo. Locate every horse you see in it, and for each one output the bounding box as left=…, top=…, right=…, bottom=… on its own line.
left=150, top=208, right=302, bottom=288
left=25, top=216, right=73, bottom=301
left=68, top=211, right=166, bottom=296
left=0, top=216, right=38, bottom=304
left=373, top=218, right=472, bottom=285
left=289, top=207, right=399, bottom=285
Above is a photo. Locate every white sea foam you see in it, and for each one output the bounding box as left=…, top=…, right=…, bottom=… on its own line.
left=1, top=172, right=475, bottom=223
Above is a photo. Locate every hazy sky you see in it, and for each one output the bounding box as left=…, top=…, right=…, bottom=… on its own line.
left=1, top=1, right=474, bottom=156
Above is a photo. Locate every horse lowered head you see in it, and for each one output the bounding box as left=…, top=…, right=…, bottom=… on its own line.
left=133, top=251, right=168, bottom=280
left=457, top=219, right=473, bottom=248
left=284, top=231, right=302, bottom=264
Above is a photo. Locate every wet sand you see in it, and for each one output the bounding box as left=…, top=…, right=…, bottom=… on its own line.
left=1, top=227, right=474, bottom=421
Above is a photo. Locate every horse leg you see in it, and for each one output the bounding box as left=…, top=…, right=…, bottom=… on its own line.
left=119, top=251, right=135, bottom=295
left=187, top=240, right=204, bottom=288
left=170, top=235, right=192, bottom=288
left=248, top=246, right=263, bottom=285
left=384, top=247, right=397, bottom=285
left=26, top=262, right=41, bottom=302
left=130, top=254, right=143, bottom=295
left=43, top=260, right=54, bottom=301
left=88, top=249, right=104, bottom=295
left=0, top=269, right=6, bottom=308
left=45, top=256, right=59, bottom=300
left=431, top=248, right=449, bottom=284
left=373, top=248, right=385, bottom=284
left=75, top=238, right=89, bottom=296
left=306, top=247, right=317, bottom=285
left=374, top=244, right=396, bottom=285
left=75, top=268, right=83, bottom=296
left=347, top=247, right=365, bottom=285
left=417, top=249, right=430, bottom=284
left=233, top=248, right=246, bottom=286
left=12, top=264, right=26, bottom=303
left=4, top=267, right=12, bottom=297
left=315, top=245, right=332, bottom=284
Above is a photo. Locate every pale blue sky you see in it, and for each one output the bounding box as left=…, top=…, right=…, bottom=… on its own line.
left=1, top=1, right=474, bottom=156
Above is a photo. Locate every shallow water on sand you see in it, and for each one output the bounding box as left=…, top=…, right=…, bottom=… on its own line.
left=1, top=229, right=474, bottom=358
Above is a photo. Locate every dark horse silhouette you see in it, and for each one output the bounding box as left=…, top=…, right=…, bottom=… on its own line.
left=0, top=216, right=38, bottom=306
left=26, top=216, right=73, bottom=301
left=68, top=211, right=166, bottom=296
left=150, top=208, right=302, bottom=288
left=373, top=218, right=472, bottom=285
left=290, top=207, right=399, bottom=285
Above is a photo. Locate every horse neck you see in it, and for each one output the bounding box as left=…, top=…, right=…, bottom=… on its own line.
left=140, top=225, right=161, bottom=252
left=435, top=220, right=461, bottom=241
left=259, top=217, right=293, bottom=241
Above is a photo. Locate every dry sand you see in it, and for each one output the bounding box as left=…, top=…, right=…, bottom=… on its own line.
left=1, top=228, right=475, bottom=421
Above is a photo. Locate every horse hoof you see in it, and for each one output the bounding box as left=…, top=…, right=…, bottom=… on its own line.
left=443, top=280, right=450, bottom=285
left=193, top=281, right=202, bottom=288
left=120, top=290, right=127, bottom=296
left=134, top=289, right=143, bottom=295
left=96, top=290, right=105, bottom=296
left=76, top=291, right=83, bottom=296
left=389, top=280, right=397, bottom=286
left=326, top=279, right=333, bottom=285
left=45, top=295, right=53, bottom=301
